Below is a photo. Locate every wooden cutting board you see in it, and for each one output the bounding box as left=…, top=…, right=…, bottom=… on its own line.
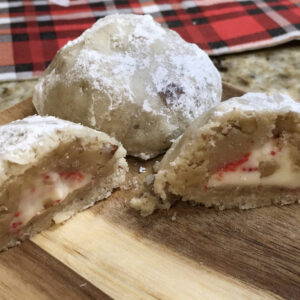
left=0, top=83, right=299, bottom=300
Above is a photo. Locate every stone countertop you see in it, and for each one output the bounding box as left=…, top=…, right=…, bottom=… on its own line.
left=212, top=41, right=300, bottom=102
left=0, top=41, right=299, bottom=112
left=0, top=80, right=37, bottom=112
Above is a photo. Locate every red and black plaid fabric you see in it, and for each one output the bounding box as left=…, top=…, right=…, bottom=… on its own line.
left=0, top=0, right=299, bottom=80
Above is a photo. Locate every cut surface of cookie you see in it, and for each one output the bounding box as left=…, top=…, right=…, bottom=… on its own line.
left=0, top=115, right=127, bottom=251
left=154, top=93, right=300, bottom=210
left=33, top=14, right=221, bottom=159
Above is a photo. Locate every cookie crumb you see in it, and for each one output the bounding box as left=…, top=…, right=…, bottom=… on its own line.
left=130, top=192, right=159, bottom=217
left=153, top=161, right=160, bottom=172
left=132, top=177, right=139, bottom=189
left=139, top=166, right=146, bottom=173
left=145, top=174, right=155, bottom=186
left=171, top=212, right=177, bottom=221
left=0, top=205, right=8, bottom=212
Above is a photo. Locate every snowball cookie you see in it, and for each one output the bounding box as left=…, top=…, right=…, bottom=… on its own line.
left=154, top=93, right=300, bottom=210
left=0, top=115, right=127, bottom=251
left=33, top=14, right=222, bottom=160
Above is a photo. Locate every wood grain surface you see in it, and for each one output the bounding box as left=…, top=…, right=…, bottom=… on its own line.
left=0, top=82, right=299, bottom=300
left=32, top=207, right=280, bottom=300
left=0, top=241, right=111, bottom=300
left=0, top=97, right=36, bottom=125
left=95, top=159, right=300, bottom=300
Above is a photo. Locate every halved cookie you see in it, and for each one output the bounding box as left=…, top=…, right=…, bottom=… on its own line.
left=0, top=115, right=127, bottom=251
left=154, top=93, right=300, bottom=210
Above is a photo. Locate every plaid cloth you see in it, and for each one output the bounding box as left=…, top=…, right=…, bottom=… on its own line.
left=0, top=0, right=299, bottom=80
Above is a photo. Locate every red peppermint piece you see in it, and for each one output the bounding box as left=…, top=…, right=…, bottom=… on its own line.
left=216, top=152, right=251, bottom=179
left=14, top=211, right=21, bottom=218
left=12, top=221, right=22, bottom=229
left=221, top=152, right=251, bottom=173
left=59, top=170, right=84, bottom=182
left=42, top=174, right=50, bottom=180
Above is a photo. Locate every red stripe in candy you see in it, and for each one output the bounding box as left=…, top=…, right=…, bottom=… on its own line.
left=12, top=221, right=22, bottom=229
left=59, top=170, right=84, bottom=181
left=14, top=211, right=21, bottom=218
left=220, top=152, right=251, bottom=173
left=216, top=152, right=251, bottom=180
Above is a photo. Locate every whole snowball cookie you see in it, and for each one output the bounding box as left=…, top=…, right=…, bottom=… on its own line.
left=33, top=14, right=222, bottom=159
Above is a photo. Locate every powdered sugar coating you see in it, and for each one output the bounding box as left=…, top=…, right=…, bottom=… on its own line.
left=0, top=115, right=124, bottom=187
left=0, top=115, right=77, bottom=165
left=33, top=14, right=221, bottom=159
left=213, top=93, right=300, bottom=118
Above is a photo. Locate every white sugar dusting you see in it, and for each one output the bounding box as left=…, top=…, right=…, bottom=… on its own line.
left=143, top=100, right=152, bottom=112
left=131, top=16, right=165, bottom=44
left=33, top=14, right=222, bottom=159
left=0, top=116, right=82, bottom=159
left=70, top=49, right=136, bottom=101
left=0, top=116, right=85, bottom=173
left=213, top=93, right=300, bottom=118
left=0, top=115, right=123, bottom=188
left=152, top=65, right=168, bottom=90
left=60, top=14, right=221, bottom=118
left=88, top=102, right=97, bottom=126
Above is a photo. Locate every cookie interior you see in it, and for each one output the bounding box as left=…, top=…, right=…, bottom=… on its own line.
left=0, top=137, right=124, bottom=250
left=156, top=111, right=300, bottom=210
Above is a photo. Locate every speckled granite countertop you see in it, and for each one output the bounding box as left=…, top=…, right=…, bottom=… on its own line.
left=0, top=80, right=36, bottom=111
left=0, top=42, right=299, bottom=112
left=212, top=42, right=300, bottom=102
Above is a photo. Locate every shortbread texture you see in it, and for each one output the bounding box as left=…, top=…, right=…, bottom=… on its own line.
left=154, top=93, right=300, bottom=210
left=0, top=115, right=127, bottom=251
left=33, top=14, right=222, bottom=159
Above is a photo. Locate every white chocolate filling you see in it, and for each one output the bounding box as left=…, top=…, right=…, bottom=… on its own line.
left=208, top=140, right=300, bottom=188
left=10, top=171, right=91, bottom=233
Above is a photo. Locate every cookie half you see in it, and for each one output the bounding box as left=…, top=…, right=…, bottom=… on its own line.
left=154, top=93, right=300, bottom=210
left=0, top=115, right=127, bottom=251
